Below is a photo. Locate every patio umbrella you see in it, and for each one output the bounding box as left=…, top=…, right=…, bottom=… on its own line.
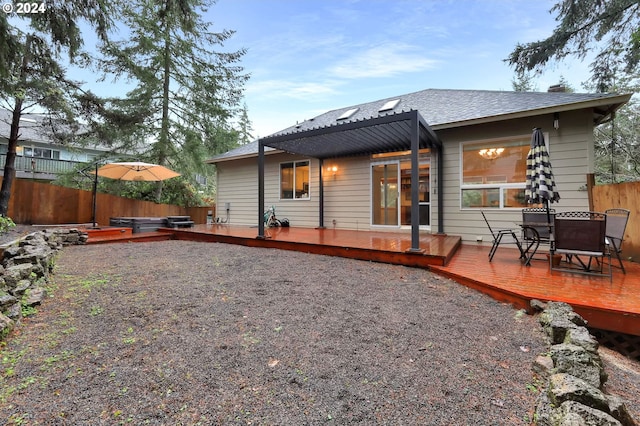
left=96, top=161, right=180, bottom=181
left=91, top=162, right=180, bottom=227
left=525, top=128, right=560, bottom=223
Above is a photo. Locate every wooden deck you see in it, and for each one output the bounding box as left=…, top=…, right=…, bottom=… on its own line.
left=84, top=224, right=640, bottom=337
left=430, top=245, right=640, bottom=337
left=166, top=224, right=462, bottom=268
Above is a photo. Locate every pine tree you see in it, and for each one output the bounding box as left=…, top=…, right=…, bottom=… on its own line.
left=98, top=0, right=248, bottom=200
left=237, top=103, right=254, bottom=144
left=506, top=0, right=640, bottom=92
left=0, top=3, right=113, bottom=216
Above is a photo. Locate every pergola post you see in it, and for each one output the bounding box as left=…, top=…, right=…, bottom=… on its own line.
left=257, top=140, right=266, bottom=239
left=318, top=158, right=325, bottom=228
left=437, top=144, right=445, bottom=234
left=408, top=110, right=423, bottom=253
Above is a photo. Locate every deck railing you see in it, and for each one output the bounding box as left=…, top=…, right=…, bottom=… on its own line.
left=0, top=154, right=84, bottom=175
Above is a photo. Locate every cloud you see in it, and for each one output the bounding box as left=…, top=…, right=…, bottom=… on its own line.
left=246, top=79, right=339, bottom=100
left=328, top=43, right=440, bottom=79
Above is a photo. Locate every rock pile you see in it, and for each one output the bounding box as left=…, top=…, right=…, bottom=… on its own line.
left=533, top=300, right=637, bottom=425
left=0, top=228, right=87, bottom=339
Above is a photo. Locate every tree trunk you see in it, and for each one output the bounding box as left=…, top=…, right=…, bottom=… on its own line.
left=154, top=5, right=172, bottom=202
left=0, top=37, right=31, bottom=217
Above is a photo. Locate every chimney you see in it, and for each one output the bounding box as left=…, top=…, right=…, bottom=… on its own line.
left=547, top=84, right=566, bottom=93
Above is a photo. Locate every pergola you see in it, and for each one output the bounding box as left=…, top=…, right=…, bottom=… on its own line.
left=257, top=109, right=444, bottom=252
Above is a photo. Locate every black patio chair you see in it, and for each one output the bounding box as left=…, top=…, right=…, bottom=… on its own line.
left=522, top=207, right=555, bottom=244
left=552, top=211, right=612, bottom=280
left=521, top=207, right=555, bottom=262
left=481, top=210, right=523, bottom=262
left=605, top=208, right=630, bottom=274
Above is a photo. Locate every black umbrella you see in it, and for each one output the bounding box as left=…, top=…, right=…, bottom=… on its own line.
left=525, top=128, right=560, bottom=223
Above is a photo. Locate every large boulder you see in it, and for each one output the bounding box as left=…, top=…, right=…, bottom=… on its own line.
left=3, top=263, right=36, bottom=289
left=550, top=343, right=606, bottom=388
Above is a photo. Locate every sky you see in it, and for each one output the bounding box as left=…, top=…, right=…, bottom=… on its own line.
left=50, top=0, right=594, bottom=139
left=205, top=0, right=592, bottom=138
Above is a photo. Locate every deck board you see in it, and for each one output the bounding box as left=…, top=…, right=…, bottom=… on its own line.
left=430, top=244, right=640, bottom=336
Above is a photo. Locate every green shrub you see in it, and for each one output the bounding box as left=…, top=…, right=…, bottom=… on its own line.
left=0, top=216, right=16, bottom=234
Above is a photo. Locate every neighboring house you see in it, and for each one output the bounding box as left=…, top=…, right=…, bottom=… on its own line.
left=207, top=88, right=631, bottom=244
left=0, top=109, right=113, bottom=181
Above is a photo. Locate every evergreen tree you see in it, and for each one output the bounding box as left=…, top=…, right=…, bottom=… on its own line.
left=0, top=3, right=113, bottom=216
left=511, top=70, right=538, bottom=92
left=98, top=0, right=248, bottom=200
left=237, top=102, right=254, bottom=144
left=592, top=78, right=640, bottom=183
left=506, top=0, right=640, bottom=92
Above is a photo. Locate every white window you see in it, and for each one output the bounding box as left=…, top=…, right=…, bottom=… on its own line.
left=280, top=160, right=310, bottom=200
left=23, top=147, right=60, bottom=159
left=460, top=136, right=534, bottom=209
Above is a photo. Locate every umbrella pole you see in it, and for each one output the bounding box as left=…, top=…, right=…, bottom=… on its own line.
left=545, top=199, right=555, bottom=255
left=91, top=163, right=98, bottom=228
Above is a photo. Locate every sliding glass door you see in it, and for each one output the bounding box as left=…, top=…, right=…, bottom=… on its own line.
left=371, top=163, right=399, bottom=226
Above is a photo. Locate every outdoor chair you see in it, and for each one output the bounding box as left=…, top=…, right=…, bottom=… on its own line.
left=552, top=211, right=612, bottom=280
left=481, top=210, right=523, bottom=262
left=604, top=208, right=630, bottom=274
left=521, top=207, right=555, bottom=261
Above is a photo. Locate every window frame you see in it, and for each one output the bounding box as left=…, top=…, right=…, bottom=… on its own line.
left=22, top=146, right=61, bottom=160
left=460, top=134, right=548, bottom=210
left=279, top=159, right=311, bottom=201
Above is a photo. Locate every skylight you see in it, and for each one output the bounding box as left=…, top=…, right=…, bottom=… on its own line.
left=379, top=99, right=400, bottom=113
left=337, top=108, right=359, bottom=121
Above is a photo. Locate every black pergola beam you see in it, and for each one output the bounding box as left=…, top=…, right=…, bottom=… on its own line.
left=257, top=109, right=445, bottom=242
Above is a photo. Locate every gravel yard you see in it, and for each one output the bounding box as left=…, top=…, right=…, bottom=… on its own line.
left=0, top=235, right=637, bottom=425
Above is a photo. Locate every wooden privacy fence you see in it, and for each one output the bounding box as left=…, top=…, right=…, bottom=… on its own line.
left=591, top=180, right=640, bottom=263
left=4, top=179, right=213, bottom=226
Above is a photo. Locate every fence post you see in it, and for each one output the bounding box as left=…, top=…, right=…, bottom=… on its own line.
left=586, top=173, right=595, bottom=212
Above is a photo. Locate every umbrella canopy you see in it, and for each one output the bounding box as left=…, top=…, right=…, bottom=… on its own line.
left=525, top=128, right=560, bottom=206
left=97, top=162, right=180, bottom=181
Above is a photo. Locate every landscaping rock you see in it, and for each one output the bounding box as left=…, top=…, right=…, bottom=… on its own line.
left=3, top=263, right=36, bottom=288
left=0, top=312, right=13, bottom=337
left=4, top=302, right=21, bottom=320
left=24, top=287, right=45, bottom=306
left=0, top=292, right=17, bottom=308
left=533, top=301, right=637, bottom=426
left=565, top=325, right=600, bottom=353
left=533, top=354, right=554, bottom=379
left=539, top=302, right=588, bottom=344
left=0, top=228, right=87, bottom=340
left=548, top=373, right=610, bottom=412
left=555, top=400, right=622, bottom=426
left=12, top=279, right=32, bottom=297
left=550, top=343, right=606, bottom=388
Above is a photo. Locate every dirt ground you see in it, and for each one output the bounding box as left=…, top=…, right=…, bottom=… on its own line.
left=0, top=236, right=638, bottom=425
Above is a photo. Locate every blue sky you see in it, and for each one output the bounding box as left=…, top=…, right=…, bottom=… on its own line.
left=207, top=0, right=592, bottom=138
left=49, top=1, right=592, bottom=138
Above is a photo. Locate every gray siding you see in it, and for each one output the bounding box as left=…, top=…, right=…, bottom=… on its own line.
left=439, top=111, right=591, bottom=244
left=215, top=110, right=594, bottom=242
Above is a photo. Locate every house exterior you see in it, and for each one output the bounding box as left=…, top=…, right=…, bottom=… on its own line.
left=0, top=110, right=113, bottom=181
left=207, top=88, right=631, bottom=244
